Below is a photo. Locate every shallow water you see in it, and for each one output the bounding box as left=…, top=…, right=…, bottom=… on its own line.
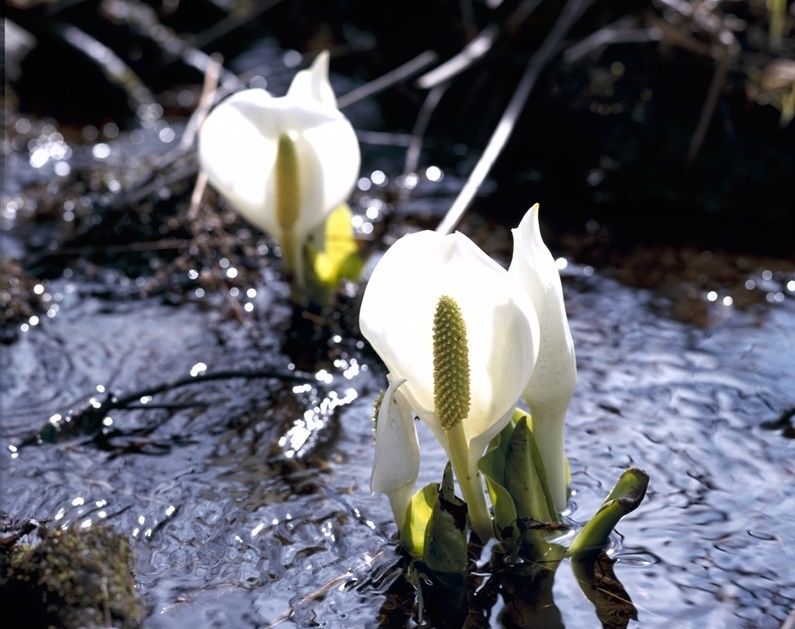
left=2, top=232, right=794, bottom=627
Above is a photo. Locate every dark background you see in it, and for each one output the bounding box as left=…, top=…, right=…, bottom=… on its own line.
left=5, top=0, right=795, bottom=256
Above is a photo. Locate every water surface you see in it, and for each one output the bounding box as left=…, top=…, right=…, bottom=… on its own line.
left=2, top=241, right=793, bottom=627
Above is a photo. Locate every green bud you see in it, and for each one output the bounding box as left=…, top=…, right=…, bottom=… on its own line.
left=433, top=295, right=471, bottom=431
left=275, top=133, right=300, bottom=231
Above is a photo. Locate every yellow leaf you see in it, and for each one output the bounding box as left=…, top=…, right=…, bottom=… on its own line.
left=311, top=204, right=363, bottom=285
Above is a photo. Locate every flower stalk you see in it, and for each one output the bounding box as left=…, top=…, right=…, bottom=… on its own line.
left=275, top=133, right=302, bottom=289
left=433, top=295, right=471, bottom=432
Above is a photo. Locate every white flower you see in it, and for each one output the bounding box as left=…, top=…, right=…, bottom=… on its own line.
left=509, top=204, right=577, bottom=512
left=198, top=52, right=360, bottom=287
left=360, top=230, right=540, bottom=540
left=286, top=51, right=337, bottom=107
left=371, top=376, right=420, bottom=535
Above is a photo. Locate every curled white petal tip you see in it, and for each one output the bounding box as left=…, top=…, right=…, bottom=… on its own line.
left=509, top=204, right=577, bottom=511
left=287, top=50, right=336, bottom=107
left=370, top=376, right=420, bottom=498
left=509, top=204, right=576, bottom=395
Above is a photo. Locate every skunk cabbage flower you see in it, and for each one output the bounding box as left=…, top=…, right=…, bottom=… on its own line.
left=371, top=376, right=420, bottom=536
left=509, top=204, right=577, bottom=512
left=198, top=52, right=360, bottom=288
left=360, top=230, right=540, bottom=541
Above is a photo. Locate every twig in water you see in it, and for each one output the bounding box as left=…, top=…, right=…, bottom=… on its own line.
left=181, top=54, right=249, bottom=320
left=53, top=23, right=156, bottom=122
left=417, top=0, right=544, bottom=89
left=113, top=368, right=312, bottom=409
left=184, top=56, right=220, bottom=220
left=416, top=24, right=500, bottom=89
left=564, top=15, right=662, bottom=63
left=18, top=368, right=312, bottom=448
left=92, top=51, right=223, bottom=214
left=183, top=52, right=221, bottom=219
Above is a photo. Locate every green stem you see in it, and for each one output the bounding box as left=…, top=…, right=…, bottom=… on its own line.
left=528, top=406, right=568, bottom=512
left=446, top=421, right=492, bottom=542
left=567, top=468, right=649, bottom=560
left=280, top=228, right=305, bottom=293
left=275, top=133, right=305, bottom=294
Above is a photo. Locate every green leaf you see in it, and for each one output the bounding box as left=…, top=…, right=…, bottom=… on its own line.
left=423, top=462, right=468, bottom=575
left=567, top=468, right=649, bottom=560
left=504, top=413, right=559, bottom=524
left=479, top=423, right=518, bottom=540
left=483, top=419, right=514, bottom=482
left=308, top=204, right=363, bottom=287
left=402, top=482, right=437, bottom=558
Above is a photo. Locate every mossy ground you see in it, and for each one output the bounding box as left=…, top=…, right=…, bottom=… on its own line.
left=1, top=522, right=144, bottom=629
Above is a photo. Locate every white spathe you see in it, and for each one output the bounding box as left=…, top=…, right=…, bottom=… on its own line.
left=509, top=204, right=577, bottom=512
left=287, top=51, right=337, bottom=107
left=370, top=375, right=420, bottom=534
left=198, top=52, right=359, bottom=275
left=360, top=230, right=540, bottom=540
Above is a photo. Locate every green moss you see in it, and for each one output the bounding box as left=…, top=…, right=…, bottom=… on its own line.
left=1, top=524, right=144, bottom=628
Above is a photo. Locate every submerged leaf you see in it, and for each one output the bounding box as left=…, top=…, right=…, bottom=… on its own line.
left=403, top=483, right=437, bottom=558
left=495, top=540, right=566, bottom=628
